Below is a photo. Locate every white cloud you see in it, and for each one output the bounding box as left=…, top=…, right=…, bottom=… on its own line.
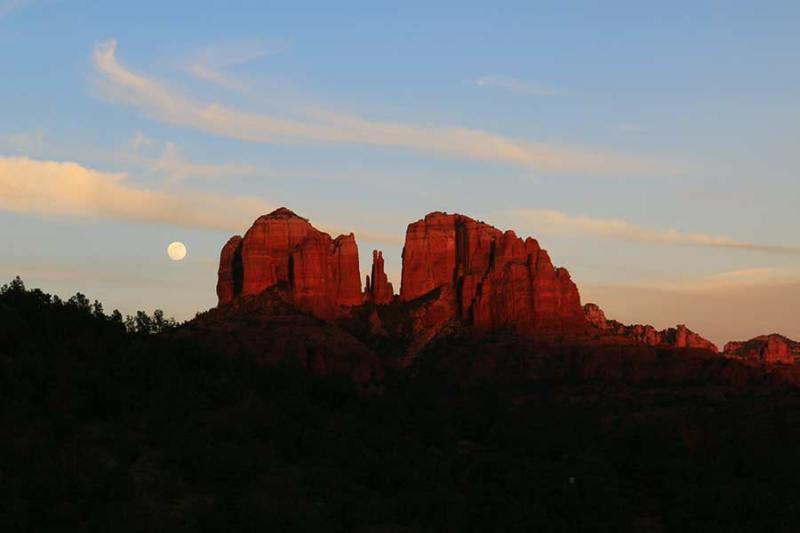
left=0, top=155, right=270, bottom=231
left=475, top=75, right=559, bottom=96
left=92, top=39, right=665, bottom=177
left=510, top=208, right=800, bottom=255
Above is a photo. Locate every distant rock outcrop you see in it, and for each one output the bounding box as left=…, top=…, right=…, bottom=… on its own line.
left=216, top=208, right=363, bottom=320
left=724, top=334, right=800, bottom=365
left=400, top=212, right=586, bottom=336
left=583, top=303, right=719, bottom=353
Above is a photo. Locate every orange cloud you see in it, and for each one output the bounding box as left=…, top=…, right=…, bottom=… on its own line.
left=0, top=155, right=269, bottom=231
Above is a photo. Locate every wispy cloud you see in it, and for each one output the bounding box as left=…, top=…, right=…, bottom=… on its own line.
left=92, top=39, right=664, bottom=177
left=611, top=267, right=800, bottom=294
left=154, top=142, right=255, bottom=184
left=614, top=123, right=644, bottom=134
left=475, top=75, right=559, bottom=96
left=0, top=128, right=46, bottom=153
left=126, top=132, right=256, bottom=184
left=2, top=129, right=256, bottom=185
left=0, top=155, right=269, bottom=231
left=0, top=0, right=32, bottom=18
left=510, top=208, right=800, bottom=255
left=185, top=40, right=281, bottom=91
left=318, top=223, right=404, bottom=246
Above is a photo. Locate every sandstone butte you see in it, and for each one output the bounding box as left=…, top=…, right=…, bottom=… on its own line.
left=583, top=303, right=719, bottom=352
left=218, top=208, right=587, bottom=334
left=217, top=208, right=363, bottom=320
left=724, top=334, right=800, bottom=365
left=399, top=212, right=586, bottom=334
left=216, top=207, right=797, bottom=365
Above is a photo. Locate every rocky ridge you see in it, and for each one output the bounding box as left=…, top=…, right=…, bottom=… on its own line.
left=583, top=303, right=719, bottom=352
left=206, top=207, right=797, bottom=383
left=724, top=334, right=800, bottom=365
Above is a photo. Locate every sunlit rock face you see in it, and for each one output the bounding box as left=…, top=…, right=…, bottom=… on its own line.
left=582, top=303, right=719, bottom=353
left=724, top=334, right=800, bottom=365
left=399, top=212, right=587, bottom=335
left=216, top=208, right=363, bottom=320
left=219, top=209, right=587, bottom=334
left=583, top=303, right=608, bottom=329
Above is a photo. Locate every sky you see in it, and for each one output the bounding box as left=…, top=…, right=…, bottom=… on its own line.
left=1, top=1, right=799, bottom=347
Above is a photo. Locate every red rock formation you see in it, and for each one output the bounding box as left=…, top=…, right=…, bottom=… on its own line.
left=208, top=208, right=800, bottom=385
left=365, top=250, right=394, bottom=304
left=217, top=208, right=363, bottom=320
left=400, top=212, right=586, bottom=335
left=583, top=303, right=608, bottom=329
left=724, top=334, right=800, bottom=365
left=583, top=303, right=719, bottom=353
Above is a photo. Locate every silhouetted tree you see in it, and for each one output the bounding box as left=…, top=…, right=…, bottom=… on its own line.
left=68, top=292, right=91, bottom=313
left=134, top=310, right=152, bottom=334
left=124, top=314, right=137, bottom=334
left=4, top=275, right=800, bottom=532
left=152, top=309, right=177, bottom=332
left=1, top=275, right=25, bottom=295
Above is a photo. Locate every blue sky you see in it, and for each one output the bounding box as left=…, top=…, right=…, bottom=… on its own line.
left=1, top=1, right=799, bottom=346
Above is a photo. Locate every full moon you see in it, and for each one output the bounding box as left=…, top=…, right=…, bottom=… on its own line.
left=167, top=241, right=187, bottom=261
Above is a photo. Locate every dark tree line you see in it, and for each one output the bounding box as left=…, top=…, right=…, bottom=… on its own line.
left=2, top=277, right=800, bottom=532
left=1, top=276, right=177, bottom=335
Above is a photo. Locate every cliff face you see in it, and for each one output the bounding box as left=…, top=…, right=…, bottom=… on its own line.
left=216, top=208, right=363, bottom=320
left=400, top=212, right=586, bottom=334
left=216, top=236, right=243, bottom=305
left=219, top=209, right=586, bottom=336
left=583, top=303, right=719, bottom=353
left=724, top=335, right=800, bottom=365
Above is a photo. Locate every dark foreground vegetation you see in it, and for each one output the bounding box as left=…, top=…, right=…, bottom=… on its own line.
left=2, top=278, right=800, bottom=532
